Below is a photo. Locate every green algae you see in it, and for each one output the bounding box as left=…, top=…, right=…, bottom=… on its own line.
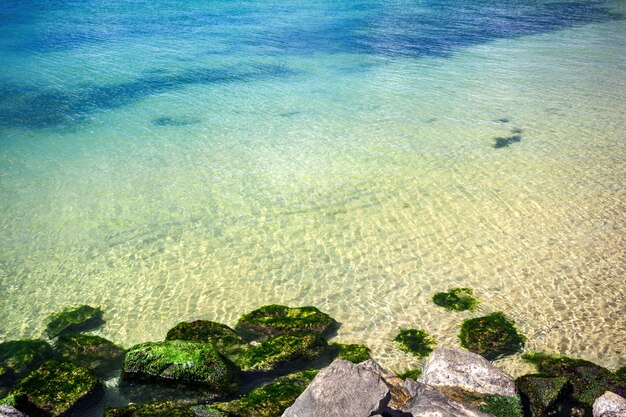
left=54, top=334, right=125, bottom=376
left=0, top=340, right=53, bottom=385
left=522, top=352, right=626, bottom=414
left=398, top=368, right=422, bottom=380
left=477, top=395, right=524, bottom=417
left=104, top=401, right=199, bottom=417
left=235, top=305, right=337, bottom=340
left=432, top=288, right=480, bottom=312
left=394, top=328, right=435, bottom=358
left=166, top=320, right=246, bottom=353
left=459, top=312, right=525, bottom=359
left=123, top=340, right=240, bottom=393
left=45, top=305, right=104, bottom=338
left=233, top=333, right=327, bottom=372
left=334, top=343, right=371, bottom=364
left=12, top=360, right=100, bottom=417
left=200, top=370, right=318, bottom=417
left=516, top=374, right=569, bottom=417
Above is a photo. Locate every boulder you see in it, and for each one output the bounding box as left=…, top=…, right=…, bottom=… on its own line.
left=45, top=305, right=104, bottom=338
left=233, top=333, right=327, bottom=372
left=235, top=305, right=337, bottom=340
left=104, top=400, right=199, bottom=417
left=165, top=320, right=246, bottom=353
left=281, top=359, right=392, bottom=417
left=403, top=382, right=494, bottom=417
left=516, top=374, right=569, bottom=416
left=419, top=348, right=516, bottom=398
left=0, top=405, right=26, bottom=417
left=459, top=312, right=526, bottom=359
left=0, top=340, right=53, bottom=386
left=593, top=391, right=626, bottom=417
left=122, top=340, right=239, bottom=394
left=54, top=333, right=125, bottom=376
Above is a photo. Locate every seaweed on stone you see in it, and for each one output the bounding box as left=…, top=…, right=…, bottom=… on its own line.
left=458, top=312, right=525, bottom=360
left=10, top=360, right=100, bottom=417
left=233, top=333, right=327, bottom=372
left=165, top=320, right=246, bottom=354
left=394, top=328, right=435, bottom=358
left=432, top=288, right=480, bottom=312
left=199, top=370, right=318, bottom=417
left=45, top=305, right=104, bottom=338
left=398, top=368, right=422, bottom=380
left=123, top=340, right=240, bottom=394
left=493, top=135, right=522, bottom=148
left=104, top=400, right=200, bottom=417
left=515, top=374, right=569, bottom=417
left=476, top=395, right=524, bottom=417
left=334, top=343, right=371, bottom=364
left=235, top=305, right=337, bottom=340
left=54, top=334, right=125, bottom=377
left=0, top=340, right=53, bottom=386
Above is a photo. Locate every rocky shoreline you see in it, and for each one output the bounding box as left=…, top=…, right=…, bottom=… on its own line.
left=0, top=298, right=624, bottom=417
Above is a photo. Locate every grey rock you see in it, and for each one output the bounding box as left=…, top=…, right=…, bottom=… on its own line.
left=404, top=382, right=495, bottom=417
left=593, top=391, right=626, bottom=417
left=282, top=359, right=392, bottom=417
left=0, top=405, right=27, bottom=417
left=418, top=348, right=516, bottom=397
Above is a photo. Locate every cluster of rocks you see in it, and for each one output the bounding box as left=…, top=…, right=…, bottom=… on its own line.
left=0, top=301, right=624, bottom=417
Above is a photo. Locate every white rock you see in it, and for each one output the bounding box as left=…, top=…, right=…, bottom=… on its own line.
left=593, top=391, right=626, bottom=417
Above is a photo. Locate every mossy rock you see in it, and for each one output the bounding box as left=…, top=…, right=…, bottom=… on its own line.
left=516, top=374, right=569, bottom=417
left=0, top=340, right=53, bottom=386
left=54, top=334, right=125, bottom=376
left=235, top=305, right=337, bottom=340
left=476, top=395, right=524, bottom=417
left=123, top=340, right=240, bottom=394
left=45, top=305, right=104, bottom=338
left=394, top=328, right=435, bottom=358
left=398, top=368, right=422, bottom=380
left=233, top=333, right=327, bottom=372
left=165, top=320, right=245, bottom=353
left=334, top=343, right=371, bottom=364
left=103, top=401, right=200, bottom=417
left=10, top=360, right=100, bottom=417
left=522, top=352, right=626, bottom=414
left=459, top=312, right=525, bottom=360
left=200, top=370, right=318, bottom=417
left=432, top=288, right=480, bottom=312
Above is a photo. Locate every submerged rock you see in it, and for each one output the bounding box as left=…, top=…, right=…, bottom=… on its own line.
left=9, top=360, right=100, bottom=417
left=165, top=320, right=245, bottom=354
left=333, top=343, right=371, bottom=364
left=122, top=340, right=239, bottom=394
left=516, top=374, right=569, bottom=417
left=432, top=288, right=480, bottom=312
left=282, top=359, right=392, bottom=417
left=54, top=334, right=125, bottom=377
left=419, top=348, right=516, bottom=398
left=233, top=333, right=327, bottom=372
left=394, top=328, right=436, bottom=358
left=459, top=312, right=526, bottom=359
left=104, top=400, right=200, bottom=417
left=593, top=391, right=626, bottom=417
left=235, top=305, right=337, bottom=340
left=493, top=135, right=522, bottom=148
left=45, top=305, right=104, bottom=338
left=0, top=340, right=53, bottom=386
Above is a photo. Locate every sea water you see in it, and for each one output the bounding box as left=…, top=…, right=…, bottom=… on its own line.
left=1, top=0, right=625, bottom=397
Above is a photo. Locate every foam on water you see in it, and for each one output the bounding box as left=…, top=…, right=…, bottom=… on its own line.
left=0, top=0, right=625, bottom=391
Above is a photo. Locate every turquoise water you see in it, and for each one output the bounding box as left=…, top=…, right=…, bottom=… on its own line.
left=1, top=0, right=625, bottom=399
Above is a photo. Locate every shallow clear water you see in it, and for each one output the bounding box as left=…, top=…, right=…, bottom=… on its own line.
left=1, top=0, right=625, bottom=389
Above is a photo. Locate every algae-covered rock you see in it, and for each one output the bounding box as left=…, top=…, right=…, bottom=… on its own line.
left=459, top=312, right=525, bottom=359
left=394, top=328, right=435, bottom=358
left=235, top=305, right=337, bottom=340
left=11, top=360, right=100, bottom=417
left=522, top=352, right=626, bottom=414
left=432, top=288, right=480, bottom=312
left=516, top=374, right=569, bottom=417
left=202, top=370, right=317, bottom=417
left=45, top=305, right=104, bottom=338
left=54, top=334, right=125, bottom=376
left=334, top=343, right=371, bottom=364
left=398, top=369, right=422, bottom=380
left=165, top=320, right=245, bottom=353
left=123, top=340, right=239, bottom=394
left=477, top=395, right=524, bottom=417
left=0, top=340, right=53, bottom=385
left=103, top=400, right=199, bottom=417
left=234, top=333, right=327, bottom=372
